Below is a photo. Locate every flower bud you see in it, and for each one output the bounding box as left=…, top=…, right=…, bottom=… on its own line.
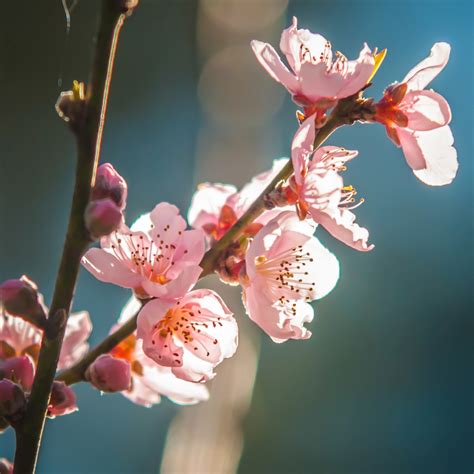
left=47, top=381, right=78, bottom=418
left=0, top=379, right=26, bottom=418
left=0, top=276, right=45, bottom=325
left=0, top=356, right=35, bottom=391
left=0, top=458, right=13, bottom=474
left=92, top=163, right=128, bottom=210
left=86, top=354, right=131, bottom=393
left=85, top=198, right=123, bottom=239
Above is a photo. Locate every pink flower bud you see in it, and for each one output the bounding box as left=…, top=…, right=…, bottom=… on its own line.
left=0, top=458, right=13, bottom=474
left=86, top=354, right=131, bottom=393
left=0, top=356, right=35, bottom=391
left=0, top=276, right=45, bottom=324
left=0, top=379, right=26, bottom=418
left=85, top=198, right=123, bottom=239
left=92, top=163, right=128, bottom=210
left=47, top=381, right=78, bottom=418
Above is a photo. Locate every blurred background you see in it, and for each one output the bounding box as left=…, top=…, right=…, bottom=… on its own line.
left=0, top=0, right=472, bottom=473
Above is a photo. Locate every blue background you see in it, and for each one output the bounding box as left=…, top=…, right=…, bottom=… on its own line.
left=0, top=0, right=472, bottom=472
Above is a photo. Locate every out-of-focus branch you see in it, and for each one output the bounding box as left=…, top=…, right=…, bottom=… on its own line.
left=13, top=2, right=137, bottom=472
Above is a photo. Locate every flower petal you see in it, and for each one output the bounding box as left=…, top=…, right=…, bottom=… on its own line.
left=251, top=40, right=299, bottom=93
left=310, top=208, right=374, bottom=252
left=402, top=90, right=451, bottom=131
left=81, top=248, right=143, bottom=289
left=411, top=127, right=458, bottom=186
left=187, top=183, right=237, bottom=230
left=58, top=311, right=92, bottom=370
left=402, top=42, right=451, bottom=92
left=291, top=114, right=316, bottom=186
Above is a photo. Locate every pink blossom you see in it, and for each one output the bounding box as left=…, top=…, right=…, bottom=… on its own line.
left=291, top=115, right=373, bottom=251
left=0, top=310, right=91, bottom=373
left=86, top=354, right=132, bottom=393
left=137, top=290, right=238, bottom=383
left=251, top=17, right=377, bottom=111
left=110, top=297, right=209, bottom=407
left=375, top=43, right=457, bottom=186
left=188, top=159, right=291, bottom=243
left=47, top=381, right=78, bottom=418
left=242, top=212, right=339, bottom=342
left=82, top=202, right=205, bottom=300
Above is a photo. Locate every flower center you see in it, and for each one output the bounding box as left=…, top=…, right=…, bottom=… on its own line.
left=255, top=245, right=316, bottom=302
left=111, top=333, right=143, bottom=376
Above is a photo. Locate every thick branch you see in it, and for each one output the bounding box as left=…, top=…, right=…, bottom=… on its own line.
left=13, top=2, right=128, bottom=472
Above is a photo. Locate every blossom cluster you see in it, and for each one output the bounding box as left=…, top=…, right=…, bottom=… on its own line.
left=0, top=17, right=457, bottom=432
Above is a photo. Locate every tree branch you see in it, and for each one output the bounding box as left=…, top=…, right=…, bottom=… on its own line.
left=13, top=2, right=130, bottom=472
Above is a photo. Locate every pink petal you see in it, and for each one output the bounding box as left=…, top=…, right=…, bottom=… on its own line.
left=149, top=202, right=187, bottom=246
left=302, top=235, right=340, bottom=299
left=402, top=42, right=451, bottom=92
left=243, top=283, right=313, bottom=342
left=187, top=183, right=237, bottom=230
left=279, top=16, right=329, bottom=74
left=169, top=229, right=206, bottom=277
left=337, top=43, right=376, bottom=97
left=397, top=128, right=428, bottom=171
left=402, top=90, right=451, bottom=131
left=139, top=364, right=209, bottom=405
left=81, top=248, right=143, bottom=289
left=411, top=127, right=458, bottom=186
left=172, top=352, right=215, bottom=383
left=58, top=311, right=92, bottom=370
left=251, top=40, right=299, bottom=93
left=291, top=114, right=316, bottom=186
left=142, top=265, right=202, bottom=300
left=299, top=44, right=374, bottom=102
left=310, top=208, right=374, bottom=252
left=137, top=298, right=184, bottom=367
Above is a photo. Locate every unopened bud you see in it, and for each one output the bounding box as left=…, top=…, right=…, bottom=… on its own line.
left=47, top=381, right=78, bottom=418
left=0, top=379, right=26, bottom=418
left=85, top=198, right=123, bottom=239
left=92, top=163, right=128, bottom=210
left=0, top=276, right=46, bottom=326
left=0, top=458, right=13, bottom=474
left=86, top=354, right=131, bottom=393
left=0, top=356, right=35, bottom=391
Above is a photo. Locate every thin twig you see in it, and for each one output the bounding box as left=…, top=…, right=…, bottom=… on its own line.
left=13, top=2, right=129, bottom=472
left=57, top=308, right=141, bottom=385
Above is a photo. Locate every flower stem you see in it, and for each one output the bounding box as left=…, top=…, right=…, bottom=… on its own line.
left=13, top=2, right=129, bottom=472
